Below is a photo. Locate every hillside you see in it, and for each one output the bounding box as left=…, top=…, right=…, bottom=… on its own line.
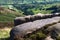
left=0, top=0, right=60, bottom=40
left=0, top=0, right=60, bottom=27
left=0, top=0, right=60, bottom=16
left=13, top=3, right=60, bottom=15
left=0, top=7, right=24, bottom=21
left=0, top=7, right=24, bottom=27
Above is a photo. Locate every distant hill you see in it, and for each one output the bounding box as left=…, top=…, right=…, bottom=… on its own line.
left=0, top=0, right=60, bottom=4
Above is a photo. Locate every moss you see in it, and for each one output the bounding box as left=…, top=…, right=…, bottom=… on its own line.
left=36, top=32, right=46, bottom=39
left=24, top=31, right=47, bottom=40
left=0, top=28, right=11, bottom=40
left=56, top=36, right=60, bottom=40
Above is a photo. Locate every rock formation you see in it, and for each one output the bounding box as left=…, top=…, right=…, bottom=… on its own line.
left=14, top=13, right=60, bottom=26
left=10, top=16, right=60, bottom=40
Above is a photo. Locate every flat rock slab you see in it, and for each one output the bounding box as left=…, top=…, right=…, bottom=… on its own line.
left=10, top=17, right=60, bottom=40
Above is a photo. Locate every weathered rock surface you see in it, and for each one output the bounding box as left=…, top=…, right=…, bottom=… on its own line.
left=14, top=13, right=60, bottom=26
left=45, top=36, right=54, bottom=40
left=10, top=16, right=60, bottom=40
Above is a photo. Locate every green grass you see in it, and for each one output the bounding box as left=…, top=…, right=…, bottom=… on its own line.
left=0, top=28, right=11, bottom=40
left=0, top=15, right=14, bottom=21
left=24, top=31, right=47, bottom=40
left=0, top=7, right=24, bottom=22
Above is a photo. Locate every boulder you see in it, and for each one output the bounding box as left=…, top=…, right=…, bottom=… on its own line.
left=10, top=17, right=60, bottom=40
left=25, top=15, right=32, bottom=22
left=14, top=17, right=26, bottom=26
left=14, top=13, right=60, bottom=26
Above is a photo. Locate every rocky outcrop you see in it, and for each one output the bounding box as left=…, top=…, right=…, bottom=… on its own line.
left=10, top=16, right=60, bottom=40
left=14, top=13, right=60, bottom=26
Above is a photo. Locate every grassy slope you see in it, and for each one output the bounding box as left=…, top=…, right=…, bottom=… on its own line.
left=0, top=7, right=24, bottom=27
left=0, top=7, right=24, bottom=21
left=0, top=7, right=23, bottom=39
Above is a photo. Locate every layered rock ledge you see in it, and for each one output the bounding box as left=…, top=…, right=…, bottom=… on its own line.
left=10, top=16, right=60, bottom=40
